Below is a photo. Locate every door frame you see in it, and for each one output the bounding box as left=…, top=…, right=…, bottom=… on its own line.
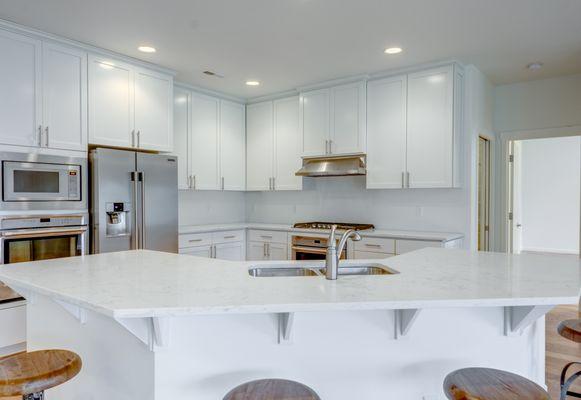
left=498, top=125, right=581, bottom=253
left=477, top=135, right=492, bottom=251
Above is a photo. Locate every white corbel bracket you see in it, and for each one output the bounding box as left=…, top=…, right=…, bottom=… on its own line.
left=114, top=316, right=172, bottom=351
left=504, top=305, right=555, bottom=336
left=277, top=312, right=294, bottom=344
left=54, top=299, right=87, bottom=324
left=394, top=309, right=421, bottom=340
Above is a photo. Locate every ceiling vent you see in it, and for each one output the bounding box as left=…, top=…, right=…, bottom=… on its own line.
left=203, top=70, right=224, bottom=78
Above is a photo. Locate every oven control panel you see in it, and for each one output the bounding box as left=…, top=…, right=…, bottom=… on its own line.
left=0, top=215, right=88, bottom=230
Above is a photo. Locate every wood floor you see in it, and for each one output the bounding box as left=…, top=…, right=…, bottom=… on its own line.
left=1, top=306, right=579, bottom=399
left=546, top=305, right=580, bottom=399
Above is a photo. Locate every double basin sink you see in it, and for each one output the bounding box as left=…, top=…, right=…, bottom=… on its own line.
left=248, top=263, right=399, bottom=277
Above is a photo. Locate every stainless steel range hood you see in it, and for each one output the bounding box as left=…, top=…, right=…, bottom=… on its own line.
left=295, top=154, right=366, bottom=177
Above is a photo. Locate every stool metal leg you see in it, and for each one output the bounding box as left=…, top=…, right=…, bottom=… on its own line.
left=23, top=391, right=44, bottom=400
left=560, top=362, right=581, bottom=400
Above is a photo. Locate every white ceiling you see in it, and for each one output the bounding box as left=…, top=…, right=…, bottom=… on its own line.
left=1, top=0, right=580, bottom=98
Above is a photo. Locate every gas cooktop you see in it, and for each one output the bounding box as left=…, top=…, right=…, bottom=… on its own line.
left=293, top=222, right=375, bottom=231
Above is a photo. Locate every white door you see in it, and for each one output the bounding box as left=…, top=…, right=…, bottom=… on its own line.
left=0, top=30, right=42, bottom=147
left=510, top=140, right=523, bottom=254
left=246, top=101, right=274, bottom=191
left=42, top=43, right=87, bottom=151
left=247, top=241, right=268, bottom=261
left=190, top=93, right=220, bottom=190
left=134, top=68, right=173, bottom=152
left=88, top=55, right=134, bottom=148
left=330, top=81, right=366, bottom=154
left=180, top=245, right=212, bottom=258
left=214, top=242, right=245, bottom=261
left=267, top=242, right=288, bottom=260
left=274, top=96, right=302, bottom=191
left=406, top=66, right=454, bottom=188
left=173, top=87, right=190, bottom=190
left=366, top=75, right=407, bottom=188
left=220, top=100, right=246, bottom=191
left=300, top=88, right=329, bottom=157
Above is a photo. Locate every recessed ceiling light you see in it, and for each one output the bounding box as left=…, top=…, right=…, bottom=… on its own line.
left=246, top=80, right=260, bottom=86
left=138, top=46, right=156, bottom=53
left=526, top=62, right=543, bottom=71
left=384, top=47, right=403, bottom=55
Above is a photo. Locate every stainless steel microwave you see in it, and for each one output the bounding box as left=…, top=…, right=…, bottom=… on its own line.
left=0, top=152, right=87, bottom=211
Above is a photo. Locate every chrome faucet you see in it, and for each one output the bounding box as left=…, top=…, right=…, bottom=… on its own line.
left=325, top=225, right=361, bottom=280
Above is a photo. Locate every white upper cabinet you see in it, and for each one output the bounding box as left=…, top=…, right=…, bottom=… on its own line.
left=173, top=88, right=190, bottom=190
left=406, top=65, right=456, bottom=188
left=330, top=81, right=366, bottom=154
left=246, top=101, right=273, bottom=191
left=190, top=93, right=220, bottom=190
left=89, top=55, right=173, bottom=152
left=300, top=88, right=329, bottom=157
left=42, top=43, right=87, bottom=151
left=366, top=75, right=407, bottom=188
left=88, top=55, right=134, bottom=148
left=220, top=100, right=246, bottom=191
left=367, top=64, right=462, bottom=189
left=134, top=68, right=173, bottom=152
left=300, top=81, right=366, bottom=157
left=273, top=96, right=302, bottom=190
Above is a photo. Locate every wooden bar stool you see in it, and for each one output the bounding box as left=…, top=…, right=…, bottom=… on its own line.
left=0, top=350, right=82, bottom=400
left=223, top=378, right=321, bottom=400
left=443, top=367, right=550, bottom=400
left=558, top=319, right=581, bottom=400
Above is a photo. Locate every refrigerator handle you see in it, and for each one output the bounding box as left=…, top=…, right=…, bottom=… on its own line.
left=131, top=171, right=139, bottom=250
left=139, top=171, right=146, bottom=250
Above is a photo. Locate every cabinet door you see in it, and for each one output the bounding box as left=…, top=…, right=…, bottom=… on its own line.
left=0, top=30, right=42, bottom=147
left=274, top=96, right=302, bottom=191
left=406, top=66, right=454, bottom=188
left=395, top=239, right=441, bottom=255
left=190, top=93, right=220, bottom=190
left=300, top=88, right=329, bottom=157
left=366, top=76, right=407, bottom=189
left=214, top=242, right=245, bottom=261
left=267, top=242, right=288, bottom=260
left=88, top=55, right=134, bottom=148
left=353, top=250, right=394, bottom=260
left=180, top=245, right=212, bottom=258
left=246, top=101, right=273, bottom=191
left=173, top=87, right=191, bottom=190
left=134, top=68, right=173, bottom=152
left=42, top=43, right=87, bottom=151
left=247, top=241, right=268, bottom=261
left=330, top=81, right=366, bottom=154
left=220, top=100, right=246, bottom=191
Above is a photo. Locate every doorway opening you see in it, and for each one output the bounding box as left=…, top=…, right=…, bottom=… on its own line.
left=477, top=136, right=491, bottom=251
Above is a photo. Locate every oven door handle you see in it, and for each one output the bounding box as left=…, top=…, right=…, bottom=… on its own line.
left=0, top=226, right=88, bottom=239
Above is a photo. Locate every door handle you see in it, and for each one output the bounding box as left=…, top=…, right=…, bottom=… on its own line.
left=325, top=140, right=329, bottom=154
left=406, top=171, right=410, bottom=188
left=401, top=172, right=405, bottom=188
left=131, top=130, right=135, bottom=147
left=263, top=242, right=267, bottom=257
left=139, top=171, right=145, bottom=249
left=193, top=175, right=196, bottom=190
left=221, top=177, right=225, bottom=190
left=130, top=171, right=139, bottom=250
left=272, top=177, right=275, bottom=191
left=328, top=139, right=332, bottom=154
left=45, top=126, right=49, bottom=147
left=137, top=130, right=141, bottom=148
left=266, top=243, right=270, bottom=257
left=38, top=125, right=43, bottom=147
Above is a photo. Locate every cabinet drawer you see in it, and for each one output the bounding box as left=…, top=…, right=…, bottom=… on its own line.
left=354, top=237, right=395, bottom=254
left=248, top=229, right=288, bottom=244
left=179, top=232, right=212, bottom=248
left=212, top=230, right=245, bottom=244
left=395, top=239, right=441, bottom=254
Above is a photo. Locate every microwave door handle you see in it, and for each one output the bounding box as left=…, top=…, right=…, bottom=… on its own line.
left=131, top=171, right=139, bottom=250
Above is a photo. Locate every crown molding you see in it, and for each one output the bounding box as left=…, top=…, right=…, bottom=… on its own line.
left=0, top=18, right=176, bottom=76
left=174, top=81, right=246, bottom=104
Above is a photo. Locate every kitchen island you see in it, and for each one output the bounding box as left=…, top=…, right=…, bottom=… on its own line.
left=0, top=249, right=578, bottom=400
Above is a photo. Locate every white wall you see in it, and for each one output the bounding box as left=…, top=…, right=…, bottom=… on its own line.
left=179, top=191, right=246, bottom=226
left=518, top=136, right=580, bottom=254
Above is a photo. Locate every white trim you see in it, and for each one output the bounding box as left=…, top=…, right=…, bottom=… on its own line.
left=504, top=305, right=554, bottom=336
left=0, top=342, right=26, bottom=357
left=521, top=247, right=579, bottom=255
left=394, top=309, right=421, bottom=339
left=0, top=18, right=176, bottom=76
left=174, top=81, right=245, bottom=104
left=247, top=89, right=300, bottom=105
left=296, top=74, right=369, bottom=92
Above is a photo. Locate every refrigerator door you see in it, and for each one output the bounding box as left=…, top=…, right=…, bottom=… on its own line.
left=136, top=152, right=178, bottom=253
left=90, top=148, right=136, bottom=253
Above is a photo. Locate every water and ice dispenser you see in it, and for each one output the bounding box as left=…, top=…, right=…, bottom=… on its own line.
left=105, top=202, right=131, bottom=237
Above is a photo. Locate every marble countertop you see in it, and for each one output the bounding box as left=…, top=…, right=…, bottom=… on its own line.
left=0, top=249, right=578, bottom=318
left=179, top=223, right=464, bottom=242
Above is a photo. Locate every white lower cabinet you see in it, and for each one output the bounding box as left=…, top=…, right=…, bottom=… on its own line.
left=181, top=245, right=212, bottom=258
left=246, top=230, right=288, bottom=261
left=395, top=239, right=441, bottom=255
left=179, top=230, right=246, bottom=261
left=214, top=242, right=245, bottom=261
left=0, top=304, right=26, bottom=353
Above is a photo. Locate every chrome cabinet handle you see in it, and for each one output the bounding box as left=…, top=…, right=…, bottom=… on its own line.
left=221, top=177, right=225, bottom=190
left=325, top=140, right=329, bottom=154
left=365, top=243, right=382, bottom=248
left=45, top=126, right=49, bottom=147
left=406, top=171, right=410, bottom=188
left=263, top=242, right=267, bottom=257
left=401, top=172, right=405, bottom=188
left=137, top=130, right=141, bottom=148
left=260, top=235, right=273, bottom=239
left=131, top=130, right=135, bottom=147
left=223, top=235, right=236, bottom=239
left=38, top=125, right=43, bottom=146
left=328, top=139, right=332, bottom=154
left=266, top=243, right=270, bottom=257
left=272, top=177, right=275, bottom=191
left=188, top=238, right=202, bottom=243
left=192, top=175, right=196, bottom=190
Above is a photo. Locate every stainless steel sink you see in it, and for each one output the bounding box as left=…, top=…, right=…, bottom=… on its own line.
left=248, top=263, right=398, bottom=277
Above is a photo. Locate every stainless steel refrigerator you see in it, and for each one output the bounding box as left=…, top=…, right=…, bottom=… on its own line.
left=90, top=148, right=178, bottom=254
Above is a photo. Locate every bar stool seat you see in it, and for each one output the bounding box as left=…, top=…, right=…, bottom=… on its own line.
left=224, top=378, right=321, bottom=400
left=0, top=349, right=82, bottom=399
left=557, top=318, right=581, bottom=400
left=558, top=319, right=581, bottom=343
left=443, top=367, right=550, bottom=400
